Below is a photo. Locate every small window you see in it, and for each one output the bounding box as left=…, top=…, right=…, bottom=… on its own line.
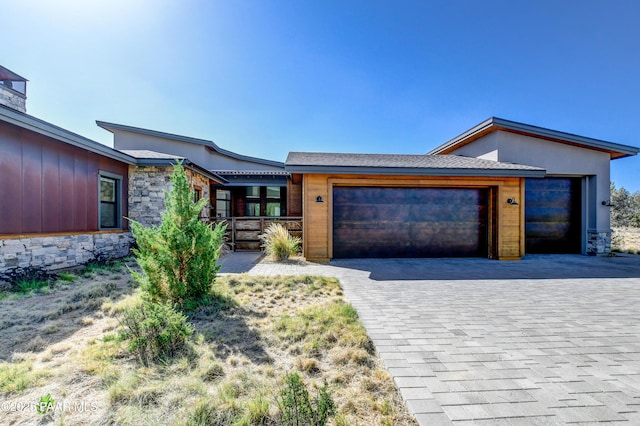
left=246, top=202, right=261, bottom=217
left=99, top=174, right=121, bottom=229
left=266, top=186, right=281, bottom=199
left=216, top=190, right=231, bottom=217
left=193, top=186, right=202, bottom=203
left=246, top=186, right=260, bottom=198
left=266, top=202, right=281, bottom=217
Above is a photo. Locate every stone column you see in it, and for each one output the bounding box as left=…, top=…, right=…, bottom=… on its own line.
left=586, top=229, right=612, bottom=256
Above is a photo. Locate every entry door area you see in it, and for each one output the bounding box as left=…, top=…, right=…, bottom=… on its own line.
left=332, top=187, right=488, bottom=258
left=525, top=177, right=582, bottom=254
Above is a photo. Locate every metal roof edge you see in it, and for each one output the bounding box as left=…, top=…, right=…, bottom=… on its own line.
left=428, top=117, right=640, bottom=157
left=96, top=120, right=284, bottom=168
left=0, top=65, right=28, bottom=81
left=0, top=105, right=137, bottom=165
left=284, top=164, right=546, bottom=178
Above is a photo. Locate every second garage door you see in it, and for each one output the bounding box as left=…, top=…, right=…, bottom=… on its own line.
left=525, top=177, right=582, bottom=254
left=333, top=187, right=488, bottom=258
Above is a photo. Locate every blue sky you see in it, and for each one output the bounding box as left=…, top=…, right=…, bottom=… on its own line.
left=3, top=0, right=639, bottom=190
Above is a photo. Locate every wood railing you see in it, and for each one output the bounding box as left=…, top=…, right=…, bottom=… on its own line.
left=208, top=217, right=303, bottom=251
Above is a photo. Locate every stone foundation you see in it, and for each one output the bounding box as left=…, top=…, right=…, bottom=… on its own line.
left=0, top=232, right=133, bottom=274
left=586, top=229, right=612, bottom=256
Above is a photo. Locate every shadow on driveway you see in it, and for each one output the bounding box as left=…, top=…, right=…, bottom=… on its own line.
left=330, top=254, right=640, bottom=281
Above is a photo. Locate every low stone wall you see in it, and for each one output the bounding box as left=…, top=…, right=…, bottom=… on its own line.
left=612, top=227, right=640, bottom=253
left=0, top=232, right=133, bottom=274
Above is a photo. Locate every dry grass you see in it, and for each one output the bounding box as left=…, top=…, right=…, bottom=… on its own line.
left=0, top=269, right=417, bottom=425
left=612, top=227, right=640, bottom=254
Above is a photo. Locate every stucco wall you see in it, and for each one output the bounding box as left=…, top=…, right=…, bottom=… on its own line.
left=449, top=132, right=499, bottom=161
left=112, top=129, right=284, bottom=171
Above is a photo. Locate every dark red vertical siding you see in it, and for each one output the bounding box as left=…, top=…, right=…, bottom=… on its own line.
left=0, top=121, right=129, bottom=235
left=0, top=125, right=23, bottom=234
left=58, top=146, right=75, bottom=232
left=74, top=153, right=88, bottom=230
left=21, top=135, right=42, bottom=233
left=42, top=142, right=60, bottom=233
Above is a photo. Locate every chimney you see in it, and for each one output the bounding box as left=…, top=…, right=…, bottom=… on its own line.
left=0, top=65, right=27, bottom=113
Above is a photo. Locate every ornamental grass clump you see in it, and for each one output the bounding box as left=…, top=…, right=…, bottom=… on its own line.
left=130, top=162, right=226, bottom=307
left=260, top=223, right=301, bottom=261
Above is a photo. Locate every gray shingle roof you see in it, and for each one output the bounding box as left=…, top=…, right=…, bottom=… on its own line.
left=119, top=149, right=184, bottom=160
left=285, top=152, right=546, bottom=177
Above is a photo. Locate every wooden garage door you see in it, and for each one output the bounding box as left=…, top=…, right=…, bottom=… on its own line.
left=333, top=187, right=488, bottom=258
left=525, top=177, right=582, bottom=254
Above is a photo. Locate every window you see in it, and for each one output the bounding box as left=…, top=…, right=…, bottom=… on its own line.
left=246, top=202, right=261, bottom=216
left=246, top=186, right=260, bottom=198
left=99, top=173, right=121, bottom=229
left=266, top=202, right=281, bottom=216
left=266, top=186, right=282, bottom=217
left=193, top=186, right=202, bottom=203
left=266, top=186, right=281, bottom=199
left=216, top=190, right=231, bottom=217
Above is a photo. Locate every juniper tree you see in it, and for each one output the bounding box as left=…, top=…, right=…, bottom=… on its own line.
left=130, top=162, right=226, bottom=306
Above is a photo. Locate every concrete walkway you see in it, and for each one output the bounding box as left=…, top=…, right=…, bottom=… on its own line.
left=232, top=254, right=640, bottom=424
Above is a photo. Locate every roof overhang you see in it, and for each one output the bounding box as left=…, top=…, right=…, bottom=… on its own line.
left=96, top=120, right=284, bottom=168
left=0, top=105, right=137, bottom=165
left=428, top=117, right=640, bottom=160
left=285, top=164, right=546, bottom=178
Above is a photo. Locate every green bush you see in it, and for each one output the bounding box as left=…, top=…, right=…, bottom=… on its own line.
left=276, top=372, right=336, bottom=426
left=130, top=162, right=226, bottom=306
left=118, top=299, right=194, bottom=366
left=260, top=223, right=301, bottom=261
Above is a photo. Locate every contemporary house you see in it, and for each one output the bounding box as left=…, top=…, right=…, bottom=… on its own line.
left=1, top=63, right=638, bottom=273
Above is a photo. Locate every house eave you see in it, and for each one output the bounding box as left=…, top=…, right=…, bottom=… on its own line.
left=428, top=117, right=640, bottom=159
left=0, top=105, right=137, bottom=165
left=96, top=120, right=284, bottom=168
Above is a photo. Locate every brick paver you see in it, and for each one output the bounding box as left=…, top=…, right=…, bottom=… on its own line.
left=247, top=254, right=640, bottom=424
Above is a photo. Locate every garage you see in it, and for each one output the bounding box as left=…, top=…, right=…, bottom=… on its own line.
left=333, top=186, right=488, bottom=258
left=525, top=177, right=582, bottom=254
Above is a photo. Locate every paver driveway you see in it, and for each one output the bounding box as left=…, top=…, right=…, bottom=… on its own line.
left=248, top=255, right=640, bottom=425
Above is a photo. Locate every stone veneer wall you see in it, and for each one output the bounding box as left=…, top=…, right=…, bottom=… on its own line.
left=128, top=165, right=212, bottom=227
left=0, top=86, right=26, bottom=113
left=186, top=168, right=212, bottom=221
left=586, top=229, right=612, bottom=256
left=0, top=232, right=133, bottom=274
left=128, top=166, right=173, bottom=227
